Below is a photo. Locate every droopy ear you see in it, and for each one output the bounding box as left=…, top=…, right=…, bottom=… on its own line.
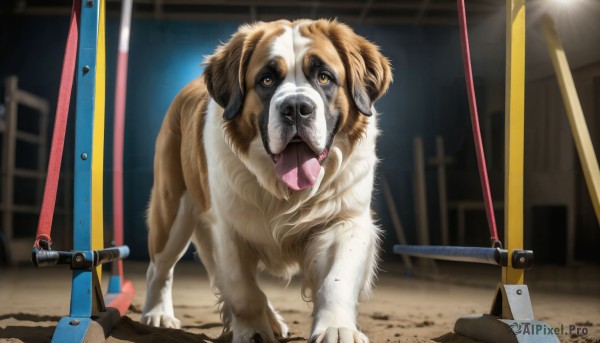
left=203, top=25, right=264, bottom=120
left=328, top=23, right=392, bottom=116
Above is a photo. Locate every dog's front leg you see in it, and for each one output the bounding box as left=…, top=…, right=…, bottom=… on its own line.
left=306, top=216, right=379, bottom=343
left=214, top=225, right=283, bottom=343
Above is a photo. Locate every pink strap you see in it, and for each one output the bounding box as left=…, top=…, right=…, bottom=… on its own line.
left=112, top=51, right=128, bottom=279
left=34, top=0, right=80, bottom=250
left=457, top=0, right=501, bottom=246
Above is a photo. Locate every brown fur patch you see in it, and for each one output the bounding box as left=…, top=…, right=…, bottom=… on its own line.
left=299, top=20, right=392, bottom=147
left=147, top=78, right=210, bottom=258
left=179, top=78, right=211, bottom=211
left=205, top=21, right=288, bottom=155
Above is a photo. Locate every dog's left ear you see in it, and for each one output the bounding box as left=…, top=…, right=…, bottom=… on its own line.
left=203, top=24, right=264, bottom=120
left=329, top=23, right=392, bottom=116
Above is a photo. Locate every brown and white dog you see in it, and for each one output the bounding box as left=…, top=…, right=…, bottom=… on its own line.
left=141, top=19, right=392, bottom=343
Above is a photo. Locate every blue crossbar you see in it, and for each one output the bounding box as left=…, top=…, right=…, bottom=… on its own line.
left=393, top=245, right=508, bottom=266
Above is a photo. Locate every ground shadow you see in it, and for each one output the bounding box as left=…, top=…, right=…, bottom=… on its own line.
left=112, top=316, right=305, bottom=343
left=0, top=313, right=62, bottom=322
left=0, top=313, right=305, bottom=343
left=0, top=325, right=55, bottom=343
left=0, top=312, right=60, bottom=343
left=111, top=316, right=216, bottom=342
left=434, top=332, right=484, bottom=343
left=182, top=322, right=223, bottom=330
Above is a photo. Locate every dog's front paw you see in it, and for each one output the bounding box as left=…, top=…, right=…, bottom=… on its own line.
left=141, top=312, right=181, bottom=329
left=309, top=327, right=369, bottom=343
left=232, top=329, right=278, bottom=343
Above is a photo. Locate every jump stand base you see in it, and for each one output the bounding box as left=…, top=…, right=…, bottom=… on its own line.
left=453, top=283, right=559, bottom=343
left=52, top=315, right=110, bottom=343
left=455, top=315, right=559, bottom=343
left=50, top=267, right=134, bottom=342
left=51, top=304, right=124, bottom=342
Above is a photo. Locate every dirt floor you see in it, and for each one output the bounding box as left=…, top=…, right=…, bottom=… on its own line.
left=1, top=260, right=599, bottom=343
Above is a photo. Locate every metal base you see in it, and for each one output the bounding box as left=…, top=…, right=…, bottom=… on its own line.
left=51, top=289, right=131, bottom=342
left=50, top=267, right=134, bottom=342
left=51, top=308, right=120, bottom=343
left=453, top=284, right=559, bottom=343
left=455, top=314, right=559, bottom=343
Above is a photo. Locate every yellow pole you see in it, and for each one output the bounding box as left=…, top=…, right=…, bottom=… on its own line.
left=503, top=0, right=526, bottom=285
left=92, top=0, right=106, bottom=280
left=542, top=15, right=600, bottom=225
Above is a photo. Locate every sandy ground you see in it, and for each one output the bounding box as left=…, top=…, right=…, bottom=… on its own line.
left=1, top=260, right=599, bottom=343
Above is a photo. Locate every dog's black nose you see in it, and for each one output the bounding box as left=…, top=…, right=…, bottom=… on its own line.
left=280, top=95, right=316, bottom=120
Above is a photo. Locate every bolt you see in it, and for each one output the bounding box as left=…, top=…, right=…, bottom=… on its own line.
left=81, top=153, right=88, bottom=160
left=86, top=0, right=94, bottom=7
left=516, top=289, right=523, bottom=295
left=75, top=254, right=84, bottom=263
left=69, top=319, right=80, bottom=326
left=519, top=256, right=526, bottom=263
left=82, top=65, right=90, bottom=74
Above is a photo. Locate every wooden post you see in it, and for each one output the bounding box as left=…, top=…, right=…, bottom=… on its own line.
left=414, top=137, right=437, bottom=272
left=542, top=15, right=600, bottom=228
left=2, top=76, right=18, bottom=245
left=381, top=176, right=414, bottom=271
left=414, top=137, right=430, bottom=248
left=36, top=98, right=49, bottom=208
left=428, top=136, right=452, bottom=246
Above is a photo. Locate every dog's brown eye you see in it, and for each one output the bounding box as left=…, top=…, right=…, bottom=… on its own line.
left=318, top=72, right=331, bottom=84
left=261, top=76, right=274, bottom=87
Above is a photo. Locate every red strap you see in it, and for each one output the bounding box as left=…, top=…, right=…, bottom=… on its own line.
left=112, top=51, right=128, bottom=279
left=112, top=0, right=133, bottom=281
left=457, top=0, right=501, bottom=246
left=34, top=0, right=81, bottom=250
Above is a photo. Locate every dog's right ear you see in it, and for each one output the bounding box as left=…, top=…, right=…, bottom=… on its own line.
left=203, top=25, right=264, bottom=121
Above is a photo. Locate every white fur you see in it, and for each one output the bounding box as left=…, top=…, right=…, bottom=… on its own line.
left=267, top=25, right=327, bottom=155
left=204, top=93, right=380, bottom=343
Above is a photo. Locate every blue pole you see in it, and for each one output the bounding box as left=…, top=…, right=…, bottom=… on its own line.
left=69, top=0, right=100, bottom=319
left=393, top=245, right=508, bottom=266
left=52, top=2, right=100, bottom=342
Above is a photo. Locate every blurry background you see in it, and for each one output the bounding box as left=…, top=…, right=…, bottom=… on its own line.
left=0, top=0, right=598, bottom=265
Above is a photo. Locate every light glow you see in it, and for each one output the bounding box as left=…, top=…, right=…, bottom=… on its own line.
left=551, top=0, right=582, bottom=8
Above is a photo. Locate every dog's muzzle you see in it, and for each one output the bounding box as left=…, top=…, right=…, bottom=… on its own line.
left=272, top=95, right=327, bottom=191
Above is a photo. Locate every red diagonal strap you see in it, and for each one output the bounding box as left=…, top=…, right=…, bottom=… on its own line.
left=457, top=0, right=501, bottom=247
left=34, top=0, right=81, bottom=250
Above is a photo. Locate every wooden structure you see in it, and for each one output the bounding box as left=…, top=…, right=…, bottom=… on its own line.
left=1, top=76, right=70, bottom=264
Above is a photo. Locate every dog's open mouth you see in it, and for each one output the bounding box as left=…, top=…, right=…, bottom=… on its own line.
left=273, top=140, right=328, bottom=191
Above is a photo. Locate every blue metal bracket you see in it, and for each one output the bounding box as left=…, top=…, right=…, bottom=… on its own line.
left=52, top=0, right=113, bottom=342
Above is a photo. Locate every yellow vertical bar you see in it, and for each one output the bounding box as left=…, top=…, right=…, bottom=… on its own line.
left=542, top=15, right=600, bottom=226
left=503, top=0, right=525, bottom=285
left=92, top=0, right=106, bottom=280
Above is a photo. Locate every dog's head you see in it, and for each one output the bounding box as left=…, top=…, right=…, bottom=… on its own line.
left=204, top=19, right=391, bottom=192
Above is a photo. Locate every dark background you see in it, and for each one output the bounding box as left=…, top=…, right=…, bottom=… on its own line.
left=1, top=0, right=599, bottom=264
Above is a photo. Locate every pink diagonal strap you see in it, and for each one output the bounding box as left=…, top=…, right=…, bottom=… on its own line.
left=34, top=0, right=81, bottom=250
left=457, top=0, right=501, bottom=247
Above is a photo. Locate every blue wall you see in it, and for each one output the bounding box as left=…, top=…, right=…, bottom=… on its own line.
left=1, top=16, right=480, bottom=259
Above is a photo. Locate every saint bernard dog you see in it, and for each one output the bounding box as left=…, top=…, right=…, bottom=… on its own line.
left=141, top=19, right=392, bottom=343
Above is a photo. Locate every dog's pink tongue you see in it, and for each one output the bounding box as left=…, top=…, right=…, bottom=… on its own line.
left=275, top=143, right=321, bottom=190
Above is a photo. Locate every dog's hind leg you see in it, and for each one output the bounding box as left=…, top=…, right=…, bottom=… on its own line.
left=142, top=192, right=195, bottom=328
left=142, top=117, right=195, bottom=328
left=191, top=213, right=216, bottom=288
